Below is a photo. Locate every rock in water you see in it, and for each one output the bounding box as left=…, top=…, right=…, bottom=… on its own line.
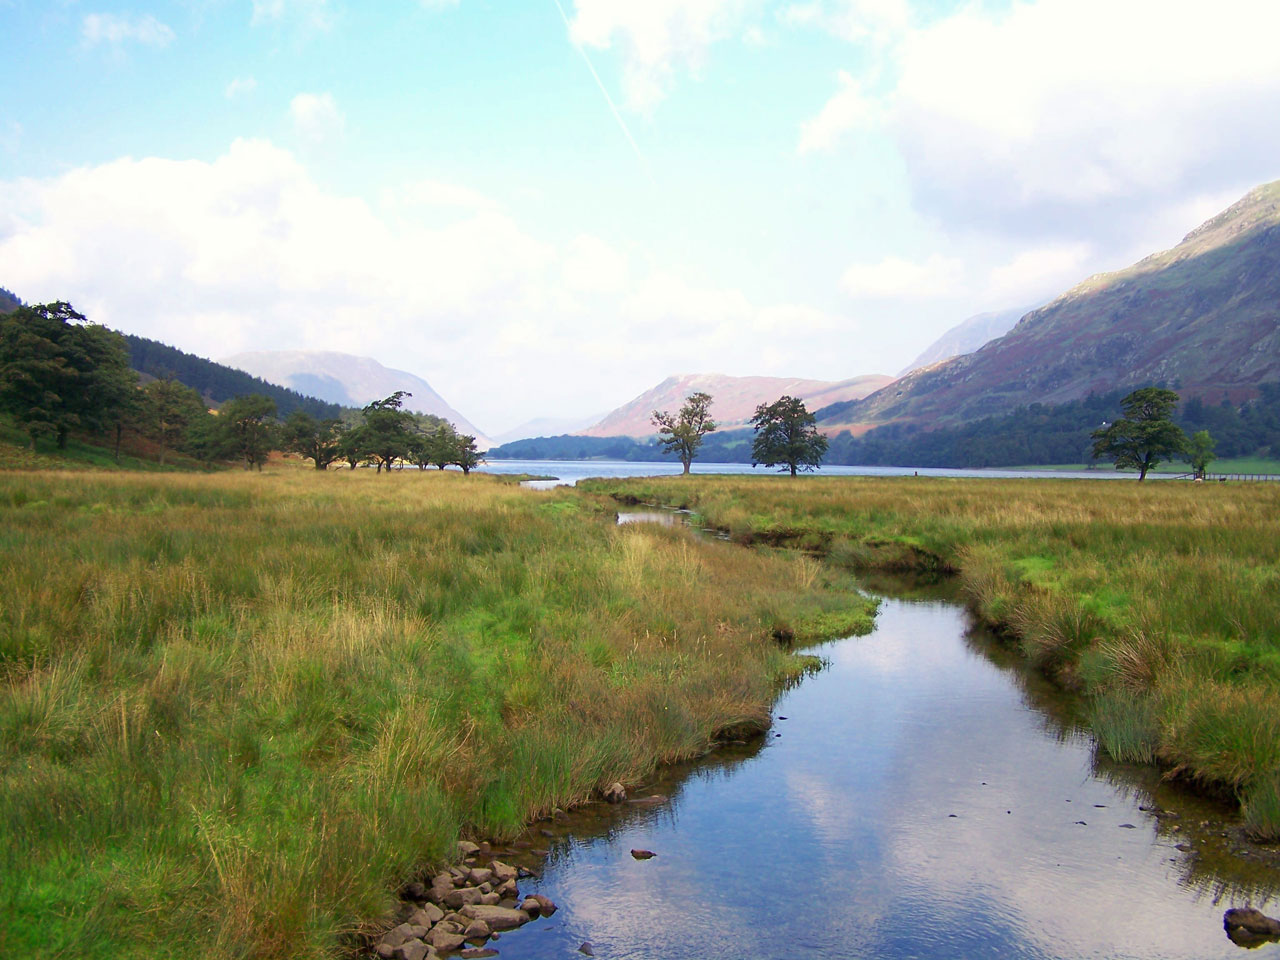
left=603, top=781, right=627, bottom=803
left=578, top=943, right=595, bottom=956
left=630, top=848, right=656, bottom=860
left=1225, top=907, right=1280, bottom=943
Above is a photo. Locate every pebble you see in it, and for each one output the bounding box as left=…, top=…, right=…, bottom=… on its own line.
left=630, top=849, right=656, bottom=860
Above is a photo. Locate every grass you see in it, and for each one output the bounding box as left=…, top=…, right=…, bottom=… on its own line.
left=0, top=468, right=873, bottom=959
left=581, top=473, right=1280, bottom=837
left=1015, top=457, right=1280, bottom=475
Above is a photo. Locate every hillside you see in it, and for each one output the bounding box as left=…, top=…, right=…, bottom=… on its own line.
left=224, top=350, right=490, bottom=447
left=823, top=181, right=1280, bottom=431
left=580, top=372, right=893, bottom=439
left=0, top=287, right=21, bottom=313
left=899, top=306, right=1027, bottom=375
left=126, top=336, right=342, bottom=420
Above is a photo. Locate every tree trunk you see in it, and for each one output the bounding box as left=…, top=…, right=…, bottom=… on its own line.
left=115, top=424, right=122, bottom=463
left=682, top=460, right=691, bottom=475
left=790, top=463, right=797, bottom=477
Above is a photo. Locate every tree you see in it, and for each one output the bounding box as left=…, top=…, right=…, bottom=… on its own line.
left=750, top=395, right=828, bottom=477
left=652, top=391, right=716, bottom=475
left=142, top=377, right=206, bottom=465
left=219, top=394, right=278, bottom=470
left=454, top=434, right=482, bottom=475
left=283, top=410, right=344, bottom=470
left=426, top=422, right=459, bottom=470
left=361, top=391, right=415, bottom=473
left=1090, top=387, right=1188, bottom=481
left=0, top=302, right=88, bottom=449
left=1185, top=429, right=1217, bottom=479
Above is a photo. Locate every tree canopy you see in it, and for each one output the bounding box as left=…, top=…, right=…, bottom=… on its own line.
left=1091, top=387, right=1188, bottom=480
left=750, top=395, right=828, bottom=477
left=652, top=391, right=716, bottom=475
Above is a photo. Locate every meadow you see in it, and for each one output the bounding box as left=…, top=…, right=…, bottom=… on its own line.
left=0, top=468, right=873, bottom=959
left=581, top=474, right=1280, bottom=837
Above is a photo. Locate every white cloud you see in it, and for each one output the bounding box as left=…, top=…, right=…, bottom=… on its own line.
left=224, top=76, right=258, bottom=99
left=251, top=0, right=332, bottom=30
left=0, top=140, right=850, bottom=434
left=982, top=242, right=1094, bottom=305
left=569, top=0, right=757, bottom=110
left=780, top=0, right=910, bottom=45
left=807, top=0, right=1280, bottom=242
left=798, top=69, right=877, bottom=154
left=841, top=254, right=964, bottom=300
left=82, top=13, right=175, bottom=48
left=289, top=92, right=344, bottom=142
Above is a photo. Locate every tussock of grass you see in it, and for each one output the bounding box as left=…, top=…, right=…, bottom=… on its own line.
left=583, top=474, right=1280, bottom=835
left=0, top=470, right=873, bottom=959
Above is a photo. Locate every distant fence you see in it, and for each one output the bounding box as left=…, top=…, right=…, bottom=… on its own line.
left=1174, top=472, right=1280, bottom=483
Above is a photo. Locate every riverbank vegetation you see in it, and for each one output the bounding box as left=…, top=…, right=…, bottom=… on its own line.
left=580, top=474, right=1280, bottom=837
left=0, top=469, right=873, bottom=959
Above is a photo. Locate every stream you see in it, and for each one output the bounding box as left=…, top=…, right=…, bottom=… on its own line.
left=479, top=522, right=1278, bottom=959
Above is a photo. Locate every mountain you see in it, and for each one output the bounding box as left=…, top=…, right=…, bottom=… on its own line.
left=492, top=413, right=606, bottom=446
left=579, top=372, right=894, bottom=439
left=223, top=350, right=490, bottom=446
left=899, top=307, right=1028, bottom=375
left=126, top=336, right=343, bottom=420
left=821, top=181, right=1280, bottom=432
left=0, top=287, right=21, bottom=313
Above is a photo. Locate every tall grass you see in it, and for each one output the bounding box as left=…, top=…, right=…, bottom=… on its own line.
left=582, top=474, right=1280, bottom=835
left=0, top=469, right=873, bottom=959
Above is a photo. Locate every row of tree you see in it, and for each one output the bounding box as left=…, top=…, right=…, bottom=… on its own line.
left=0, top=302, right=482, bottom=472
left=651, top=391, right=828, bottom=476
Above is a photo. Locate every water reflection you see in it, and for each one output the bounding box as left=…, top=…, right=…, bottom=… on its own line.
left=491, top=588, right=1278, bottom=960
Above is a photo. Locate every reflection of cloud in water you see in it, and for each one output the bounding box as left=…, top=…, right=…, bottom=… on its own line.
left=498, top=597, right=1266, bottom=960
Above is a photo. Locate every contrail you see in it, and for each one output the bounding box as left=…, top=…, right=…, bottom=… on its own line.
left=550, top=0, right=655, bottom=186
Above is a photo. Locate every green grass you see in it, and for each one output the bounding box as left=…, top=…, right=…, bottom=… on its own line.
left=0, top=468, right=873, bottom=959
left=581, top=473, right=1280, bottom=834
left=1015, top=457, right=1280, bottom=475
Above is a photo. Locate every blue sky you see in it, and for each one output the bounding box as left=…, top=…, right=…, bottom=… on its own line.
left=3, top=0, right=1280, bottom=433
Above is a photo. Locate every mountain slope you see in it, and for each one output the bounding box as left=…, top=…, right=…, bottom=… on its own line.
left=224, top=350, right=490, bottom=446
left=823, top=181, right=1280, bottom=431
left=0, top=287, right=21, bottom=313
left=899, top=306, right=1027, bottom=375
left=580, top=372, right=893, bottom=439
left=492, top=413, right=606, bottom=446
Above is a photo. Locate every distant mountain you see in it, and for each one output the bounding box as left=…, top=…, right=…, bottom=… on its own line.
left=223, top=350, right=490, bottom=447
left=492, top=413, right=606, bottom=447
left=580, top=372, right=893, bottom=439
left=821, top=180, right=1280, bottom=432
left=126, top=336, right=343, bottom=420
left=899, top=307, right=1028, bottom=376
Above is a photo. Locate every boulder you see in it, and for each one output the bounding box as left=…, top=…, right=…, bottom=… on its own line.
left=630, top=848, right=656, bottom=860
left=426, top=928, right=466, bottom=952
left=457, top=840, right=481, bottom=858
left=479, top=892, right=502, bottom=906
left=443, top=887, right=483, bottom=909
left=409, top=904, right=444, bottom=927
left=380, top=923, right=417, bottom=950
left=401, top=881, right=428, bottom=902
left=460, top=951, right=499, bottom=959
left=392, top=941, right=432, bottom=960
left=460, top=904, right=531, bottom=931
left=603, top=781, right=627, bottom=804
left=374, top=945, right=395, bottom=960
left=463, top=919, right=492, bottom=941
left=1225, top=907, right=1280, bottom=940
left=495, top=879, right=518, bottom=899
left=531, top=894, right=558, bottom=917
left=489, top=860, right=518, bottom=883
left=469, top=867, right=494, bottom=886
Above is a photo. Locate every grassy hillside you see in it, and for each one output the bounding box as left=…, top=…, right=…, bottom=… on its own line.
left=0, top=469, right=872, bottom=959
left=582, top=474, right=1280, bottom=837
left=827, top=181, right=1280, bottom=430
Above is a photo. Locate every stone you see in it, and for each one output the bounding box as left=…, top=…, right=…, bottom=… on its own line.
left=499, top=899, right=519, bottom=910
left=406, top=925, right=429, bottom=939
left=469, top=867, right=494, bottom=886
left=478, top=841, right=493, bottom=856
left=1119, top=823, right=1136, bottom=829
left=495, top=879, right=518, bottom=899
left=392, top=941, right=431, bottom=960
left=631, top=848, right=656, bottom=859
left=519, top=897, right=542, bottom=916
left=457, top=840, right=481, bottom=858
left=435, top=920, right=464, bottom=935
left=401, top=882, right=428, bottom=902
left=460, top=951, right=499, bottom=959
left=463, top=919, right=492, bottom=941
left=450, top=866, right=470, bottom=881
left=1223, top=911, right=1280, bottom=947
left=531, top=894, right=558, bottom=917
left=443, top=887, right=484, bottom=909
left=478, top=882, right=493, bottom=895
left=489, top=860, right=518, bottom=883
left=460, top=904, right=532, bottom=931
left=626, top=794, right=668, bottom=807
left=479, top=892, right=502, bottom=906
left=374, top=945, right=395, bottom=960
left=381, top=923, right=417, bottom=950
left=603, top=781, right=627, bottom=803
left=579, top=942, right=595, bottom=956
left=432, top=872, right=455, bottom=889
left=409, top=904, right=444, bottom=927
left=426, top=928, right=466, bottom=952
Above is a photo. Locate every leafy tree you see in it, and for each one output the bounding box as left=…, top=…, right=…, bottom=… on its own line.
left=1185, top=429, right=1217, bottom=479
left=283, top=410, right=344, bottom=470
left=652, top=391, right=716, bottom=475
left=454, top=434, right=482, bottom=475
left=0, top=302, right=90, bottom=449
left=750, top=395, right=828, bottom=477
left=361, top=391, right=415, bottom=473
left=219, top=394, right=278, bottom=470
left=426, top=422, right=460, bottom=470
left=337, top=425, right=366, bottom=470
left=142, top=378, right=207, bottom=465
left=76, top=323, right=143, bottom=461
left=1091, top=387, right=1188, bottom=480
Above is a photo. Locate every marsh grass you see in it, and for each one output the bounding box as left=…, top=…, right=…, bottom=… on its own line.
left=582, top=474, right=1280, bottom=834
left=0, top=469, right=872, bottom=959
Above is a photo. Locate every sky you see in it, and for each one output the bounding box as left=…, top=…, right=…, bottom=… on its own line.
left=3, top=0, right=1280, bottom=434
